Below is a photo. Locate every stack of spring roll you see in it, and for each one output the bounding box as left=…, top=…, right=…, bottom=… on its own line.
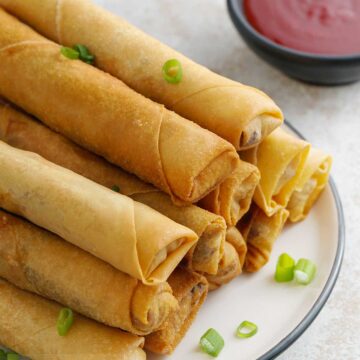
left=0, top=1, right=331, bottom=358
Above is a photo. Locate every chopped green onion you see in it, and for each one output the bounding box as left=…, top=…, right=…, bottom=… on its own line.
left=199, top=328, right=224, bottom=357
left=6, top=354, right=19, bottom=360
left=60, top=46, right=79, bottom=60
left=111, top=185, right=120, bottom=192
left=275, top=253, right=295, bottom=282
left=162, top=59, right=183, bottom=84
left=294, top=258, right=316, bottom=285
left=0, top=350, right=6, bottom=360
left=57, top=308, right=74, bottom=336
left=73, top=44, right=95, bottom=65
left=236, top=321, right=258, bottom=338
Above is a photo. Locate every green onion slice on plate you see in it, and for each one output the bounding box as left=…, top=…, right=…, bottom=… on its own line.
left=236, top=321, right=258, bottom=338
left=162, top=59, right=183, bottom=84
left=294, top=258, right=316, bottom=285
left=275, top=253, right=295, bottom=282
left=60, top=46, right=80, bottom=60
left=199, top=328, right=224, bottom=357
left=57, top=307, right=74, bottom=336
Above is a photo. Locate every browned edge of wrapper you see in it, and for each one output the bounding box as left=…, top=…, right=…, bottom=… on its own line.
left=239, top=205, right=289, bottom=272
left=187, top=147, right=239, bottom=204
left=205, top=241, right=242, bottom=291
left=198, top=159, right=260, bottom=226
left=145, top=267, right=208, bottom=354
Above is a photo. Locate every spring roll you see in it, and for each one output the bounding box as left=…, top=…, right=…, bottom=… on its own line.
left=145, top=268, right=208, bottom=355
left=0, top=103, right=225, bottom=275
left=0, top=279, right=146, bottom=360
left=0, top=9, right=238, bottom=204
left=287, top=148, right=332, bottom=222
left=136, top=192, right=225, bottom=275
left=205, top=242, right=242, bottom=290
left=198, top=160, right=260, bottom=226
left=0, top=209, right=179, bottom=335
left=225, top=227, right=247, bottom=269
left=239, top=205, right=289, bottom=272
left=0, top=0, right=283, bottom=151
left=241, top=128, right=310, bottom=216
left=0, top=141, right=198, bottom=284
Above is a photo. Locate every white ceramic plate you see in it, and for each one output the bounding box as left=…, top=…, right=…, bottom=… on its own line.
left=4, top=123, right=344, bottom=360
left=148, top=121, right=345, bottom=360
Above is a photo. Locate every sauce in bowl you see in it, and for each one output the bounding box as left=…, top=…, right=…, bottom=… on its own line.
left=244, top=0, right=360, bottom=55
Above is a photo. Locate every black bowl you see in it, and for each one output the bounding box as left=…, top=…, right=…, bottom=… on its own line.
left=227, top=0, right=360, bottom=85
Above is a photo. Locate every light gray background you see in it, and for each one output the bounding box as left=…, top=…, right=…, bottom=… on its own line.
left=100, top=1, right=359, bottom=359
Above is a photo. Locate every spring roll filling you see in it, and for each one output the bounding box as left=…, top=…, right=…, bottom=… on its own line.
left=206, top=243, right=241, bottom=290
left=273, top=154, right=300, bottom=196
left=167, top=282, right=206, bottom=340
left=288, top=157, right=331, bottom=218
left=191, top=224, right=224, bottom=274
left=145, top=271, right=207, bottom=354
left=131, top=283, right=178, bottom=332
left=240, top=114, right=280, bottom=149
left=288, top=178, right=317, bottom=214
left=147, top=238, right=184, bottom=275
left=230, top=172, right=258, bottom=222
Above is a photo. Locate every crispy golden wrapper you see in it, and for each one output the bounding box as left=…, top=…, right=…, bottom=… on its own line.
left=0, top=279, right=146, bottom=360
left=0, top=8, right=237, bottom=204
left=287, top=148, right=332, bottom=222
left=239, top=205, right=289, bottom=272
left=0, top=103, right=225, bottom=275
left=199, top=160, right=260, bottom=226
left=0, top=210, right=178, bottom=335
left=0, top=0, right=283, bottom=150
left=241, top=128, right=310, bottom=216
left=145, top=268, right=208, bottom=354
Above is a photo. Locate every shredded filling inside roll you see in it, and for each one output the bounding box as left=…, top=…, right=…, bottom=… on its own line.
left=145, top=272, right=208, bottom=354
left=273, top=154, right=300, bottom=196
left=160, top=281, right=206, bottom=349
left=147, top=238, right=184, bottom=276
left=230, top=172, right=258, bottom=222
left=191, top=224, right=224, bottom=274
left=288, top=178, right=317, bottom=214
left=288, top=158, right=331, bottom=218
left=206, top=243, right=241, bottom=290
left=240, top=114, right=280, bottom=149
left=131, top=282, right=177, bottom=334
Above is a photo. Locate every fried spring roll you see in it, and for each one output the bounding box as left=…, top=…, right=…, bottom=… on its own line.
left=225, top=227, right=247, bottom=269
left=199, top=160, right=260, bottom=226
left=239, top=205, right=289, bottom=272
left=0, top=210, right=178, bottom=335
left=136, top=192, right=225, bottom=275
left=0, top=279, right=146, bottom=360
left=205, top=242, right=242, bottom=290
left=0, top=103, right=225, bottom=275
left=241, top=128, right=310, bottom=216
left=287, top=148, right=332, bottom=222
left=145, top=268, right=208, bottom=355
left=0, top=0, right=283, bottom=150
left=0, top=9, right=238, bottom=204
left=0, top=141, right=198, bottom=284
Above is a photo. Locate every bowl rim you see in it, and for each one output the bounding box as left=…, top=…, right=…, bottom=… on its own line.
left=227, top=0, right=360, bottom=62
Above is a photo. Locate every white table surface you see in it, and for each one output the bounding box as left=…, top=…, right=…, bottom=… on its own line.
left=98, top=1, right=359, bottom=359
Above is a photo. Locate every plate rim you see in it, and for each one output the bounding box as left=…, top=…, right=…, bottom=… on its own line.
left=258, top=120, right=346, bottom=360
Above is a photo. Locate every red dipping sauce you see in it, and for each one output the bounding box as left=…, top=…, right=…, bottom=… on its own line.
left=244, top=0, right=360, bottom=55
